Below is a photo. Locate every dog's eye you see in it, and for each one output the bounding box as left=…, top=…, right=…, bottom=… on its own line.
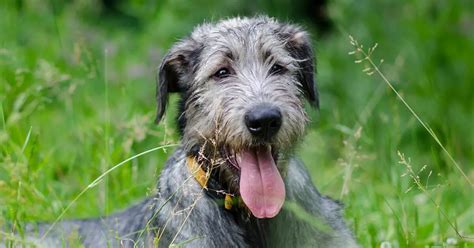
left=269, top=64, right=286, bottom=75
left=213, top=68, right=231, bottom=79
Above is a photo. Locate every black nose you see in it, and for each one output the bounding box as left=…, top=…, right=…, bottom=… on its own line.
left=244, top=105, right=282, bottom=140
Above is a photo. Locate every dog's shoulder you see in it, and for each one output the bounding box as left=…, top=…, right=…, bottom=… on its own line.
left=283, top=157, right=359, bottom=248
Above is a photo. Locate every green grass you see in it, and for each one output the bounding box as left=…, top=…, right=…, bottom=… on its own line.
left=1, top=1, right=473, bottom=247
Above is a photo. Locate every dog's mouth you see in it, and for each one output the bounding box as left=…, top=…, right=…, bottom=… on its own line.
left=223, top=145, right=285, bottom=218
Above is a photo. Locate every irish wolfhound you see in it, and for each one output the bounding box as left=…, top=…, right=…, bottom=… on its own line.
left=16, top=16, right=358, bottom=247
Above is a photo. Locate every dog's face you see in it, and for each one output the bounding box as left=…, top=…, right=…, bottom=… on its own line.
left=156, top=17, right=318, bottom=218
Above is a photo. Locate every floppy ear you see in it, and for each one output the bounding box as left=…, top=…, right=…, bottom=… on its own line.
left=155, top=39, right=201, bottom=123
left=279, top=25, right=319, bottom=108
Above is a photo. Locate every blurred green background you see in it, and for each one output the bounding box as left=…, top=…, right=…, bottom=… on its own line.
left=0, top=0, right=473, bottom=247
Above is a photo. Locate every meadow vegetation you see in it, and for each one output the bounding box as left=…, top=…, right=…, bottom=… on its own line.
left=0, top=1, right=472, bottom=247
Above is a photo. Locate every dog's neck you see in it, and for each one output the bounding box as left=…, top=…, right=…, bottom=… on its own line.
left=186, top=156, right=237, bottom=210
left=186, top=155, right=247, bottom=211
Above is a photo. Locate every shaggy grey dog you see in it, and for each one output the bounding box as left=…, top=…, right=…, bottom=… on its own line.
left=17, top=16, right=358, bottom=247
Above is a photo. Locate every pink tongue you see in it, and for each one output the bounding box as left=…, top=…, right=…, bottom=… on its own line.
left=237, top=147, right=285, bottom=218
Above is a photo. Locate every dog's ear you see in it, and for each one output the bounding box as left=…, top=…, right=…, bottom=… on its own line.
left=155, top=39, right=201, bottom=123
left=278, top=25, right=319, bottom=108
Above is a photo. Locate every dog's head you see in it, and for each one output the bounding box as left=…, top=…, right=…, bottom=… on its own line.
left=155, top=16, right=318, bottom=218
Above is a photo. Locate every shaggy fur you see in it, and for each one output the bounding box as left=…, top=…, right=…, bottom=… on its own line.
left=14, top=16, right=358, bottom=248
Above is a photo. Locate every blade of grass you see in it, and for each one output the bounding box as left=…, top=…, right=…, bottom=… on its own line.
left=20, top=126, right=32, bottom=154
left=0, top=102, right=5, bottom=131
left=102, top=47, right=110, bottom=215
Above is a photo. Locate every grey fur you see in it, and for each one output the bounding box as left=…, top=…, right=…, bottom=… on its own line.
left=8, top=16, right=358, bottom=247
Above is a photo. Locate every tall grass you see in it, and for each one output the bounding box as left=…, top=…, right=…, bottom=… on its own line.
left=347, top=35, right=473, bottom=245
left=1, top=1, right=472, bottom=247
left=348, top=36, right=472, bottom=186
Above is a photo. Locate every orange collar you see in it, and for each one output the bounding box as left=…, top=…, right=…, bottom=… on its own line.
left=186, top=156, right=234, bottom=210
